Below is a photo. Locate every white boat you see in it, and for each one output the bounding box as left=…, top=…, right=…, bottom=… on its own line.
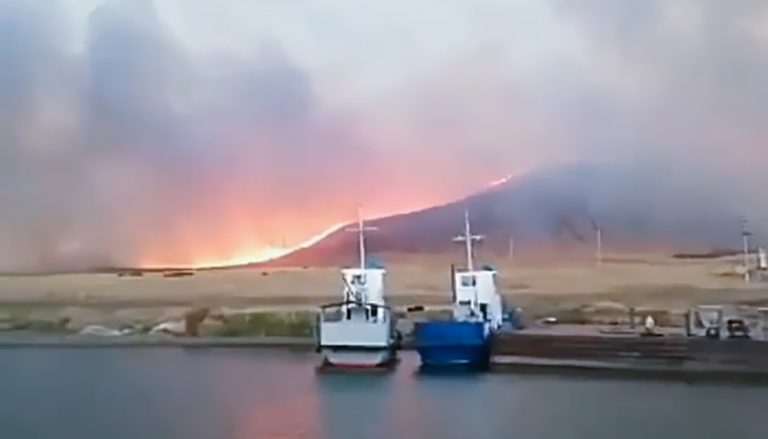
left=316, top=211, right=399, bottom=369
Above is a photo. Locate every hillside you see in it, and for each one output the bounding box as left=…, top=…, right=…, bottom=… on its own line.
left=262, top=162, right=754, bottom=267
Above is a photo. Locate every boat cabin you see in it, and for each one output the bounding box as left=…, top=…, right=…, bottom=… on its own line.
left=319, top=266, right=393, bottom=349
left=453, top=267, right=504, bottom=330
left=341, top=267, right=385, bottom=306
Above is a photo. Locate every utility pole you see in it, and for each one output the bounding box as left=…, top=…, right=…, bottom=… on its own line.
left=595, top=226, right=603, bottom=266
left=743, top=220, right=752, bottom=282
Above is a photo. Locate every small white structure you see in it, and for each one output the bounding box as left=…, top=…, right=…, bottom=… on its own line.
left=687, top=305, right=762, bottom=340
left=317, top=211, right=398, bottom=369
left=759, top=307, right=768, bottom=340
left=149, top=320, right=186, bottom=336
left=688, top=305, right=725, bottom=338
left=644, top=315, right=656, bottom=334
left=79, top=325, right=131, bottom=337
left=758, top=248, right=767, bottom=271
left=450, top=210, right=504, bottom=331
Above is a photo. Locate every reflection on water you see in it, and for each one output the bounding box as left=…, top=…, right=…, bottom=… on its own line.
left=1, top=348, right=767, bottom=438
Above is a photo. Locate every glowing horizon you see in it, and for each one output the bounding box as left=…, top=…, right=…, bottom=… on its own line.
left=139, top=172, right=516, bottom=269
left=140, top=221, right=349, bottom=269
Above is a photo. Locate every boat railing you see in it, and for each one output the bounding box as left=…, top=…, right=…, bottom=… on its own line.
left=319, top=301, right=392, bottom=324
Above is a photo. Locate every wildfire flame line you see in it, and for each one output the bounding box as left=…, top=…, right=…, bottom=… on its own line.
left=140, top=222, right=349, bottom=269
left=145, top=173, right=514, bottom=269
left=486, top=173, right=513, bottom=188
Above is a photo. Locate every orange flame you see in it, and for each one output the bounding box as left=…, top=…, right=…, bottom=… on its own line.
left=486, top=173, right=514, bottom=188
left=141, top=221, right=349, bottom=269
left=140, top=173, right=514, bottom=269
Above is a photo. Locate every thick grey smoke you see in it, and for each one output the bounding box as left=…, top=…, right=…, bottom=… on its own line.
left=0, top=0, right=372, bottom=271
left=0, top=0, right=767, bottom=271
left=388, top=0, right=768, bottom=241
left=545, top=0, right=768, bottom=244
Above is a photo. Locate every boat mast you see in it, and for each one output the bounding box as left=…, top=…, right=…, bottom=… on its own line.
left=452, top=209, right=484, bottom=313
left=454, top=209, right=484, bottom=270
left=464, top=210, right=474, bottom=270
left=358, top=208, right=366, bottom=270
left=347, top=206, right=377, bottom=270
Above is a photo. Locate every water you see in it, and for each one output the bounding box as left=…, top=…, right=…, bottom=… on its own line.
left=1, top=348, right=767, bottom=439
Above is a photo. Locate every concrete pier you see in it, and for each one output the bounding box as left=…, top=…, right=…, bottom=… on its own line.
left=491, top=325, right=768, bottom=382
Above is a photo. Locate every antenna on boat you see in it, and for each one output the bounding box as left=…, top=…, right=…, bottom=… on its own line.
left=347, top=206, right=377, bottom=270
left=453, top=209, right=484, bottom=270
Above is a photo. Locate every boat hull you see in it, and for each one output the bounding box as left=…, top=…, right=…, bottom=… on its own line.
left=316, top=301, right=401, bottom=371
left=414, top=321, right=491, bottom=370
left=319, top=347, right=398, bottom=370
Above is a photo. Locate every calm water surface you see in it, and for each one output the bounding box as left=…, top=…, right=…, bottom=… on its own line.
left=1, top=348, right=767, bottom=438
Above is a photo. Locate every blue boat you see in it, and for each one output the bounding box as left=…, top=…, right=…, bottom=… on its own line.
left=414, top=320, right=492, bottom=370
left=414, top=210, right=504, bottom=371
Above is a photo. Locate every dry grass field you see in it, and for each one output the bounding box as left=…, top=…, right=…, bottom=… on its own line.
left=0, top=253, right=765, bottom=306
left=0, top=254, right=767, bottom=331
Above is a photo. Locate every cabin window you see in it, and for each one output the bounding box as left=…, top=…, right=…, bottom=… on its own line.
left=350, top=274, right=366, bottom=285
left=460, top=275, right=476, bottom=287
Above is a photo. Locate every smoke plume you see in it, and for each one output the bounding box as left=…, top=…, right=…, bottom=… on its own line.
left=1, top=0, right=767, bottom=271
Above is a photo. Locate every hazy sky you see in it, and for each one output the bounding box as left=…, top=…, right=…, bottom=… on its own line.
left=1, top=0, right=767, bottom=270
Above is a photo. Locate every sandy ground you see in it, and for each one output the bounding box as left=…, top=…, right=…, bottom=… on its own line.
left=0, top=254, right=767, bottom=329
